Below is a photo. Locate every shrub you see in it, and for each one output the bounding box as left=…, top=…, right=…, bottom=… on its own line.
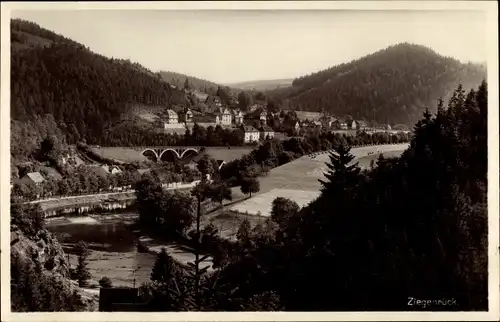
left=99, top=276, right=113, bottom=288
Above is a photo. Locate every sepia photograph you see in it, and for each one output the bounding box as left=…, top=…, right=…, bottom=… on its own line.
left=1, top=1, right=498, bottom=321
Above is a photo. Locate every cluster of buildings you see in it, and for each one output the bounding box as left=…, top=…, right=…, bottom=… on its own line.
left=13, top=165, right=123, bottom=189
left=161, top=106, right=244, bottom=129
left=293, top=115, right=391, bottom=134
left=159, top=97, right=277, bottom=144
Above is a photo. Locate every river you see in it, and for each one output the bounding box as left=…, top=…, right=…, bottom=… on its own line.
left=46, top=210, right=215, bottom=289
left=46, top=213, right=158, bottom=288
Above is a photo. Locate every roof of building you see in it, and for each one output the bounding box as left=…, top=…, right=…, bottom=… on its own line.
left=243, top=126, right=259, bottom=133
left=193, top=114, right=219, bottom=123
left=25, top=172, right=45, bottom=184
left=110, top=166, right=122, bottom=174
left=166, top=109, right=178, bottom=118
left=136, top=169, right=151, bottom=175
left=185, top=162, right=198, bottom=171
left=260, top=125, right=274, bottom=132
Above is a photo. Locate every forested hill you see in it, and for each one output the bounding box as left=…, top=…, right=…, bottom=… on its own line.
left=158, top=70, right=221, bottom=94
left=268, top=43, right=486, bottom=126
left=10, top=19, right=189, bottom=159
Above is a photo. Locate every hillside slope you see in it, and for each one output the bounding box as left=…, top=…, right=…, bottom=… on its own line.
left=10, top=19, right=190, bottom=159
left=158, top=70, right=220, bottom=94
left=227, top=78, right=294, bottom=91
left=268, top=43, right=486, bottom=125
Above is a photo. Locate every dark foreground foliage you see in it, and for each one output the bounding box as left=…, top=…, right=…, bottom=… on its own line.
left=139, top=82, right=488, bottom=311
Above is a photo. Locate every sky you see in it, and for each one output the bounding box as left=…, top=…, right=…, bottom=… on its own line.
left=11, top=9, right=488, bottom=84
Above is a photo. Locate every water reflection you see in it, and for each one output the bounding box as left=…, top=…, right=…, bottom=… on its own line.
left=46, top=213, right=158, bottom=287
left=47, top=214, right=138, bottom=253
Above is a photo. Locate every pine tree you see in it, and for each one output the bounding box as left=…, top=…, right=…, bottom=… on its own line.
left=151, top=248, right=177, bottom=284
left=318, top=143, right=360, bottom=195
left=75, top=240, right=91, bottom=287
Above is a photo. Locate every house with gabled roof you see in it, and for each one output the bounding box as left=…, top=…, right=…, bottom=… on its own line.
left=233, top=110, right=244, bottom=125
left=192, top=114, right=221, bottom=127
left=164, top=109, right=178, bottom=125
left=243, top=126, right=260, bottom=143
left=218, top=108, right=233, bottom=126
left=259, top=125, right=275, bottom=140
left=18, top=172, right=45, bottom=186
left=259, top=110, right=268, bottom=125
left=332, top=119, right=348, bottom=130
left=346, top=119, right=357, bottom=130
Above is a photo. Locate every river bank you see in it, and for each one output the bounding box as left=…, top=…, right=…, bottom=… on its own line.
left=46, top=212, right=216, bottom=289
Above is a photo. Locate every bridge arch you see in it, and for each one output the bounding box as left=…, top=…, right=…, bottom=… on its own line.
left=180, top=148, right=199, bottom=160
left=159, top=148, right=181, bottom=162
left=142, top=149, right=159, bottom=162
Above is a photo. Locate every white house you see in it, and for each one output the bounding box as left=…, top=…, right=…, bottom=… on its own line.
left=234, top=110, right=244, bottom=125
left=332, top=119, right=348, bottom=130
left=294, top=121, right=301, bottom=133
left=346, top=119, right=357, bottom=130
left=259, top=111, right=268, bottom=125
left=219, top=108, right=233, bottom=126
left=164, top=109, right=178, bottom=125
left=243, top=126, right=260, bottom=143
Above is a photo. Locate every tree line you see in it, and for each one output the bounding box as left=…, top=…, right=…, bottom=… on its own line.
left=11, top=19, right=188, bottom=152
left=220, top=129, right=411, bottom=187
left=11, top=161, right=204, bottom=202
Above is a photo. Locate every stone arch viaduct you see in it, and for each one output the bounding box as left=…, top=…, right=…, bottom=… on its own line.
left=128, top=146, right=204, bottom=162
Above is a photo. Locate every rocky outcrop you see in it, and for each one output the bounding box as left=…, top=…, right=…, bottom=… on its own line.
left=10, top=226, right=99, bottom=311
left=11, top=226, right=69, bottom=277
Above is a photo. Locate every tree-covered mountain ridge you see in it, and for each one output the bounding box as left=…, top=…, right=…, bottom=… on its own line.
left=10, top=19, right=210, bottom=160
left=269, top=43, right=486, bottom=126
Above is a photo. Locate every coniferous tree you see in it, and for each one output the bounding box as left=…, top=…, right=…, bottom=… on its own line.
left=75, top=241, right=91, bottom=287
left=151, top=248, right=178, bottom=284
left=318, top=143, right=361, bottom=195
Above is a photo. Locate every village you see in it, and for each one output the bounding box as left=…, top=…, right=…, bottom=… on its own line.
left=158, top=87, right=397, bottom=145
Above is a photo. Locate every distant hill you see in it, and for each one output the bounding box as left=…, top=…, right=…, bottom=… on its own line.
left=227, top=78, right=294, bottom=91
left=10, top=19, right=190, bottom=159
left=267, top=43, right=486, bottom=126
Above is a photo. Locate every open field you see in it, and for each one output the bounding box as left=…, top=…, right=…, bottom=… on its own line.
left=204, top=147, right=253, bottom=162
left=91, top=147, right=149, bottom=163
left=230, top=189, right=321, bottom=217
left=205, top=211, right=266, bottom=240
left=229, top=143, right=409, bottom=216
left=355, top=150, right=406, bottom=168
left=305, top=144, right=408, bottom=178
